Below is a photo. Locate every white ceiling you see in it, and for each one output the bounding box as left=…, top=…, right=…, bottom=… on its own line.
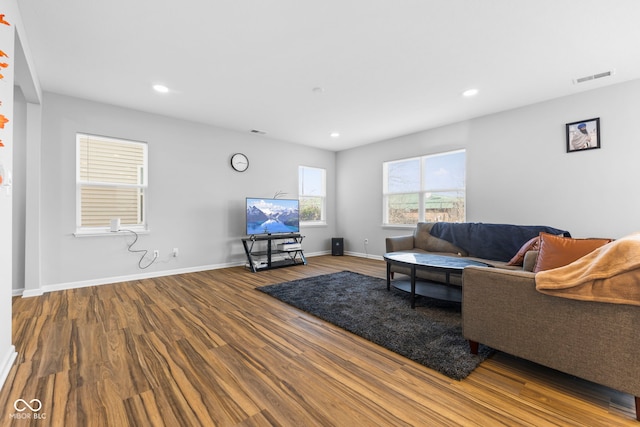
left=17, top=0, right=640, bottom=151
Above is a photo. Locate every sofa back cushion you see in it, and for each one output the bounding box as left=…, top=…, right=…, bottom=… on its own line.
left=430, top=222, right=571, bottom=262
left=414, top=222, right=468, bottom=255
left=533, top=232, right=613, bottom=273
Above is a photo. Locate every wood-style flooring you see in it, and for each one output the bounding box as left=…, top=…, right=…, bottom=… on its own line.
left=1, top=255, right=637, bottom=426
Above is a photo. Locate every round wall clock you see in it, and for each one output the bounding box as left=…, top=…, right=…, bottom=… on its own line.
left=230, top=153, right=249, bottom=172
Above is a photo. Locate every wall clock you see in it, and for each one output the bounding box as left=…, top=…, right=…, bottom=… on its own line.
left=230, top=153, right=249, bottom=172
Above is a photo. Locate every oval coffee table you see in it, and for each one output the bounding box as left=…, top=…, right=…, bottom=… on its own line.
left=383, top=252, right=490, bottom=308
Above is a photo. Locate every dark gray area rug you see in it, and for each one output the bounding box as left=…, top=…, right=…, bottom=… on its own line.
left=257, top=271, right=492, bottom=380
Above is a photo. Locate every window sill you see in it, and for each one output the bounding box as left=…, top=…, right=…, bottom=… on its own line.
left=381, top=224, right=416, bottom=230
left=301, top=222, right=327, bottom=228
left=74, top=228, right=150, bottom=237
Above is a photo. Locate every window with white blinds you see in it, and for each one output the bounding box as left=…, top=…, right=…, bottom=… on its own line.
left=76, top=133, right=148, bottom=231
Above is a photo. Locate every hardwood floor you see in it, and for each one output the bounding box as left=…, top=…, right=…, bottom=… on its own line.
left=2, top=255, right=637, bottom=426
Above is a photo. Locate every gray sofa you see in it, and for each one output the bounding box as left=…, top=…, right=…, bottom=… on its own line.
left=463, top=259, right=639, bottom=421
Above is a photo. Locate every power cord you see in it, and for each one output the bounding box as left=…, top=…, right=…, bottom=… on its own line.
left=121, top=229, right=157, bottom=269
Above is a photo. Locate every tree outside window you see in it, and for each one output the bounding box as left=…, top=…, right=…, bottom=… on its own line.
left=383, top=150, right=465, bottom=225
left=299, top=166, right=326, bottom=224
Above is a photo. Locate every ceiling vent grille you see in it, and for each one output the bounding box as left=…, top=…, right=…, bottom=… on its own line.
left=573, top=70, right=614, bottom=84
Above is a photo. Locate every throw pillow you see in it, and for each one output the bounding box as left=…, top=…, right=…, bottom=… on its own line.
left=533, top=232, right=612, bottom=273
left=507, top=236, right=540, bottom=266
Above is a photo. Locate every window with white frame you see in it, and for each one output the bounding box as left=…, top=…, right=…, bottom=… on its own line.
left=76, top=133, right=148, bottom=232
left=383, top=150, right=465, bottom=225
left=298, top=166, right=326, bottom=224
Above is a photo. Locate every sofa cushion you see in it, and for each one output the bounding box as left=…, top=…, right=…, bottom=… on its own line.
left=414, top=222, right=467, bottom=255
left=533, top=232, right=612, bottom=273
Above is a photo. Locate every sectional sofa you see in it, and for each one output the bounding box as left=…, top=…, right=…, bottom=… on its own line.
left=385, top=222, right=639, bottom=420
left=463, top=253, right=639, bottom=421
left=384, top=221, right=569, bottom=284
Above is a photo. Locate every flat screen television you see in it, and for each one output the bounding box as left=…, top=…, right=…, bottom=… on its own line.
left=246, top=198, right=300, bottom=235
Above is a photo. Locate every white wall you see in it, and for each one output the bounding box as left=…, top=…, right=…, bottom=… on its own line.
left=36, top=92, right=336, bottom=290
left=337, top=78, right=640, bottom=257
left=0, top=0, right=19, bottom=393
left=12, top=88, right=26, bottom=293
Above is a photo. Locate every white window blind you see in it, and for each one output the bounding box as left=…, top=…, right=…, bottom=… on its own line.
left=77, top=134, right=148, bottom=230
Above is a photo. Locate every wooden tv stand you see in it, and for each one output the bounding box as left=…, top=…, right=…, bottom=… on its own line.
left=241, top=234, right=306, bottom=272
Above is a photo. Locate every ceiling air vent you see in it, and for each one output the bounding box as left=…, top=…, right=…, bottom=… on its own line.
left=573, top=70, right=615, bottom=84
left=250, top=129, right=266, bottom=135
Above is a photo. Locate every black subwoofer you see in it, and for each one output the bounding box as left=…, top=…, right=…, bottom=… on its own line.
left=331, top=238, right=344, bottom=256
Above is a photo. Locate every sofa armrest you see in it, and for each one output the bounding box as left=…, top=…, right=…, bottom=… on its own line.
left=522, top=250, right=538, bottom=272
left=385, top=235, right=414, bottom=252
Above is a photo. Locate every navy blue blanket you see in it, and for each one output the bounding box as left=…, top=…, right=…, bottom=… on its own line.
left=430, top=222, right=571, bottom=262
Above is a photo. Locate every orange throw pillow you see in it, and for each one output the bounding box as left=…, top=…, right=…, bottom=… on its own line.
left=533, top=232, right=612, bottom=273
left=507, top=236, right=540, bottom=266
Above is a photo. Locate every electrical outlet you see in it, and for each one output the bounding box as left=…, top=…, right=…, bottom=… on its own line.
left=364, top=238, right=369, bottom=245
left=172, top=248, right=179, bottom=257
left=153, top=249, right=159, bottom=258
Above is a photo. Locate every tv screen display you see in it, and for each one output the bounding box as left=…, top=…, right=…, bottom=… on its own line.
left=246, top=198, right=300, bottom=235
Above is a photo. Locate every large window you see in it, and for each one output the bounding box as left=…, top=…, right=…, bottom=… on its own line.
left=76, top=133, right=148, bottom=232
left=383, top=150, right=465, bottom=225
left=298, top=166, right=326, bottom=224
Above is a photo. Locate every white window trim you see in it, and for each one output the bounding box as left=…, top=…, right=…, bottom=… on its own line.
left=299, top=165, right=327, bottom=226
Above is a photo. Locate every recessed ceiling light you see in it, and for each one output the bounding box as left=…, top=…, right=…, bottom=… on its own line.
left=330, top=132, right=340, bottom=138
left=153, top=84, right=169, bottom=93
left=463, top=88, right=479, bottom=97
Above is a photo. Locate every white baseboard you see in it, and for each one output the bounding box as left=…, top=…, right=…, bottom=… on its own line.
left=344, top=251, right=384, bottom=261
left=0, top=346, right=17, bottom=392
left=304, top=250, right=331, bottom=257
left=18, top=250, right=372, bottom=297
left=39, top=262, right=240, bottom=294
left=290, top=249, right=382, bottom=260
left=21, top=288, right=44, bottom=298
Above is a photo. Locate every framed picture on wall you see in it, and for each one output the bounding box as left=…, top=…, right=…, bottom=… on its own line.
left=566, top=117, right=600, bottom=153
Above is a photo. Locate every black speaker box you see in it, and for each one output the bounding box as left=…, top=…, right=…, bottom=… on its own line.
left=331, top=238, right=344, bottom=256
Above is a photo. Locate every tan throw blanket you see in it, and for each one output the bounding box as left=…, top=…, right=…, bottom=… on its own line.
left=535, top=233, right=640, bottom=306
